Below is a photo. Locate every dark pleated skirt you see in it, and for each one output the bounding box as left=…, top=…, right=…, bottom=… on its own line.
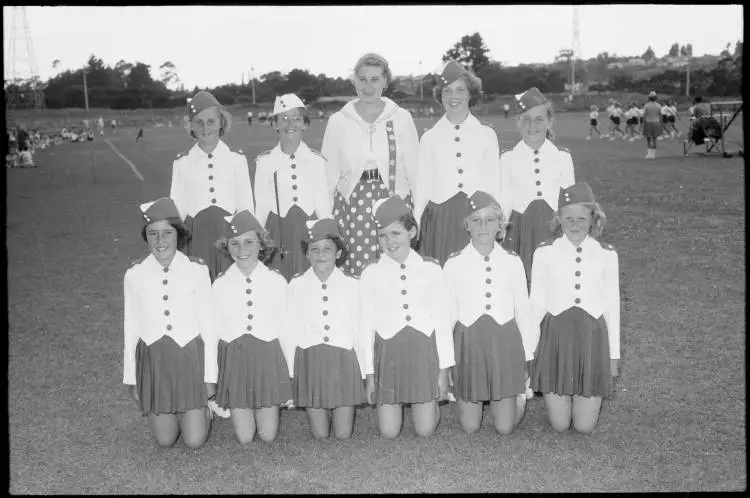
left=185, top=205, right=234, bottom=282
left=266, top=205, right=314, bottom=282
left=531, top=307, right=612, bottom=398
left=452, top=314, right=526, bottom=402
left=136, top=336, right=207, bottom=416
left=332, top=180, right=390, bottom=277
left=643, top=121, right=662, bottom=139
left=374, top=327, right=438, bottom=405
left=216, top=334, right=292, bottom=410
left=419, top=191, right=471, bottom=266
left=503, top=199, right=556, bottom=287
left=293, top=344, right=366, bottom=409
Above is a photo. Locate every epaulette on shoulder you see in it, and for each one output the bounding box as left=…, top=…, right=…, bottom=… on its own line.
left=175, top=148, right=190, bottom=160
left=291, top=271, right=304, bottom=281
left=228, top=146, right=245, bottom=155
left=189, top=256, right=207, bottom=265
left=269, top=267, right=285, bottom=278
left=214, top=270, right=227, bottom=280
left=499, top=145, right=514, bottom=155
left=599, top=241, right=616, bottom=252
left=537, top=239, right=554, bottom=249
left=255, top=150, right=272, bottom=162
left=503, top=247, right=519, bottom=257
left=446, top=249, right=463, bottom=261
left=308, top=148, right=328, bottom=162
left=126, top=256, right=146, bottom=270
left=553, top=142, right=571, bottom=155
left=422, top=255, right=440, bottom=266
left=480, top=121, right=495, bottom=130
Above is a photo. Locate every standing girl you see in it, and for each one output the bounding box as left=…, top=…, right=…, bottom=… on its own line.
left=414, top=60, right=501, bottom=266
left=287, top=219, right=367, bottom=439
left=443, top=191, right=537, bottom=435
left=499, top=87, right=575, bottom=289
left=586, top=105, right=601, bottom=140
left=530, top=182, right=620, bottom=434
left=123, top=198, right=216, bottom=448
left=170, top=91, right=255, bottom=282
left=255, top=93, right=331, bottom=281
left=642, top=91, right=663, bottom=160
left=212, top=210, right=292, bottom=444
left=322, top=53, right=420, bottom=277
left=359, top=196, right=454, bottom=439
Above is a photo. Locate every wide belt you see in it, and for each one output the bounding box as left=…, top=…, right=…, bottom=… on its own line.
left=360, top=168, right=382, bottom=182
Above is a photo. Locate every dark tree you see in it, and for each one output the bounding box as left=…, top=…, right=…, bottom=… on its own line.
left=442, top=32, right=491, bottom=75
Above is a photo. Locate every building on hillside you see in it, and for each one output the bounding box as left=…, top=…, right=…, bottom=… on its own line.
left=607, top=62, right=625, bottom=70
left=626, top=58, right=647, bottom=67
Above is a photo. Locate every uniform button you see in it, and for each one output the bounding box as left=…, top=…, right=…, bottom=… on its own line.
left=291, top=164, right=297, bottom=169
left=322, top=296, right=329, bottom=302
left=455, top=125, right=460, bottom=130
left=208, top=163, right=214, bottom=169
left=246, top=325, right=252, bottom=331
left=456, top=152, right=462, bottom=158
left=247, top=300, right=253, bottom=306
left=208, top=153, right=213, bottom=159
left=164, top=310, right=170, bottom=316
left=535, top=181, right=541, bottom=186
left=534, top=168, right=540, bottom=174
left=323, top=336, right=330, bottom=342
left=454, top=137, right=460, bottom=142
left=403, top=303, right=409, bottom=309
left=485, top=292, right=491, bottom=298
left=292, top=185, right=298, bottom=190
left=211, top=198, right=217, bottom=203
left=163, top=267, right=169, bottom=273
left=458, top=183, right=464, bottom=188
left=246, top=289, right=252, bottom=294
left=537, top=191, right=543, bottom=197
left=291, top=174, right=297, bottom=180
left=162, top=279, right=168, bottom=285
left=401, top=289, right=407, bottom=295
left=400, top=264, right=406, bottom=270
left=575, top=271, right=581, bottom=277
left=290, top=154, right=295, bottom=160
left=486, top=266, right=492, bottom=272
left=322, top=283, right=328, bottom=290
left=576, top=247, right=583, bottom=253
left=166, top=324, right=172, bottom=331
left=209, top=187, right=215, bottom=193
left=533, top=149, right=539, bottom=155
left=322, top=310, right=328, bottom=316
left=246, top=277, right=252, bottom=283
left=485, top=304, right=492, bottom=310
left=576, top=257, right=582, bottom=263
left=575, top=284, right=581, bottom=290
left=163, top=295, right=168, bottom=301
left=485, top=278, right=492, bottom=284
left=400, top=275, right=406, bottom=281
left=458, top=168, right=463, bottom=174
left=574, top=298, right=581, bottom=304
left=534, top=157, right=540, bottom=163
left=405, top=315, right=412, bottom=321
left=324, top=324, right=330, bottom=331
left=293, top=197, right=299, bottom=202
left=208, top=175, right=213, bottom=180
left=484, top=256, right=490, bottom=262
left=247, top=314, right=253, bottom=319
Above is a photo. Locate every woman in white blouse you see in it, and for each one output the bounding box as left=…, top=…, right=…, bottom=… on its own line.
left=123, top=198, right=216, bottom=448
left=212, top=210, right=292, bottom=444
left=170, top=91, right=255, bottom=282
left=443, top=191, right=535, bottom=435
left=287, top=219, right=366, bottom=439
left=414, top=60, right=500, bottom=266
left=322, top=53, right=419, bottom=277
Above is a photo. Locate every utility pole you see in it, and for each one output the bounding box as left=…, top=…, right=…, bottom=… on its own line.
left=251, top=66, right=256, bottom=106
left=685, top=57, right=690, bottom=97
left=419, top=60, right=424, bottom=101
left=83, top=68, right=89, bottom=111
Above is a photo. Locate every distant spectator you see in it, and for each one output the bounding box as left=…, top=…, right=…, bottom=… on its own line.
left=136, top=127, right=144, bottom=143
left=586, top=104, right=601, bottom=140
left=247, top=111, right=253, bottom=126
left=503, top=103, right=510, bottom=119
left=643, top=91, right=662, bottom=160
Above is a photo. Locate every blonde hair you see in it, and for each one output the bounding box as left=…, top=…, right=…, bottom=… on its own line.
left=353, top=53, right=392, bottom=85
left=214, top=229, right=276, bottom=264
left=463, top=204, right=508, bottom=242
left=433, top=69, right=483, bottom=108
left=549, top=202, right=607, bottom=239
left=188, top=107, right=232, bottom=139
left=516, top=100, right=556, bottom=142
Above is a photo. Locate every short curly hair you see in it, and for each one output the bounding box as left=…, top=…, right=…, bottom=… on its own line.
left=549, top=202, right=607, bottom=239
left=141, top=217, right=191, bottom=251
left=214, top=229, right=276, bottom=264
left=433, top=69, right=483, bottom=108
left=462, top=204, right=508, bottom=243
left=300, top=235, right=349, bottom=267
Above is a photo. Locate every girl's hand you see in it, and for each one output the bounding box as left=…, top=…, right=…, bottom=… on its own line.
left=437, top=369, right=449, bottom=401
left=610, top=359, right=619, bottom=378
left=205, top=382, right=217, bottom=399
left=129, top=385, right=139, bottom=407
left=365, top=375, right=375, bottom=405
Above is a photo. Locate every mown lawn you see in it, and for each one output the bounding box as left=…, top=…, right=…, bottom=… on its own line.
left=7, top=111, right=745, bottom=493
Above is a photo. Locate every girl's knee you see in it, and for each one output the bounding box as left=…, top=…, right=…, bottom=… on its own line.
left=183, top=432, right=208, bottom=449
left=460, top=419, right=481, bottom=434
left=549, top=418, right=571, bottom=432
left=333, top=428, right=353, bottom=440
left=154, top=434, right=179, bottom=448
left=493, top=419, right=516, bottom=435
left=311, top=427, right=330, bottom=440
left=414, top=422, right=437, bottom=437
left=378, top=423, right=401, bottom=439
left=257, top=427, right=278, bottom=443
left=573, top=419, right=598, bottom=434
left=235, top=432, right=255, bottom=445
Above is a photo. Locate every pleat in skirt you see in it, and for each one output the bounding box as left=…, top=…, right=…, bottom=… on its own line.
left=374, top=327, right=438, bottom=405
left=531, top=307, right=612, bottom=398
left=452, top=314, right=526, bottom=402
left=216, top=334, right=292, bottom=410
left=332, top=180, right=390, bottom=277
left=503, top=199, right=556, bottom=287
left=185, top=205, right=234, bottom=282
left=265, top=205, right=314, bottom=282
left=136, top=335, right=207, bottom=416
left=418, top=191, right=471, bottom=266
left=293, top=344, right=366, bottom=409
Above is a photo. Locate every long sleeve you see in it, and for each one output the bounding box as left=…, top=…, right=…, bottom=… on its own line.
left=169, top=160, right=188, bottom=222
left=283, top=283, right=302, bottom=376
left=511, top=257, right=537, bottom=361
left=413, top=135, right=435, bottom=225
left=234, top=154, right=255, bottom=215
left=603, top=251, right=621, bottom=359
left=358, top=269, right=376, bottom=376
left=351, top=282, right=368, bottom=380
left=254, top=158, right=274, bottom=227
left=433, top=269, right=456, bottom=369
left=529, top=247, right=548, bottom=332
left=400, top=114, right=420, bottom=196
left=482, top=129, right=502, bottom=202
left=314, top=156, right=332, bottom=220
left=560, top=151, right=575, bottom=188
left=195, top=265, right=217, bottom=383
left=123, top=271, right=139, bottom=385
left=498, top=153, right=513, bottom=218
left=321, top=117, right=342, bottom=202
left=442, top=259, right=459, bottom=331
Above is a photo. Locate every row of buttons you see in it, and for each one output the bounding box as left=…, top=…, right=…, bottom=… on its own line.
left=399, top=263, right=413, bottom=321
left=320, top=282, right=330, bottom=342
left=574, top=246, right=583, bottom=304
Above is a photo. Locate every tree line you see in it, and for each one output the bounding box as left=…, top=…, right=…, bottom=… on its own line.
left=4, top=35, right=743, bottom=110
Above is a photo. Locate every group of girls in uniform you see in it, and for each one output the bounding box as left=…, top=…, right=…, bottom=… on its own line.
left=123, top=52, right=621, bottom=449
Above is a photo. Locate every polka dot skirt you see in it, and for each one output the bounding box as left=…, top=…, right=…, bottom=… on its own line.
left=332, top=180, right=390, bottom=277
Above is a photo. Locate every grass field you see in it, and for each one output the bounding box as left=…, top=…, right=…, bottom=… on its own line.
left=7, top=111, right=745, bottom=493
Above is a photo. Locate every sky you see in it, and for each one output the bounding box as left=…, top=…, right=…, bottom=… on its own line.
left=4, top=5, right=744, bottom=89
